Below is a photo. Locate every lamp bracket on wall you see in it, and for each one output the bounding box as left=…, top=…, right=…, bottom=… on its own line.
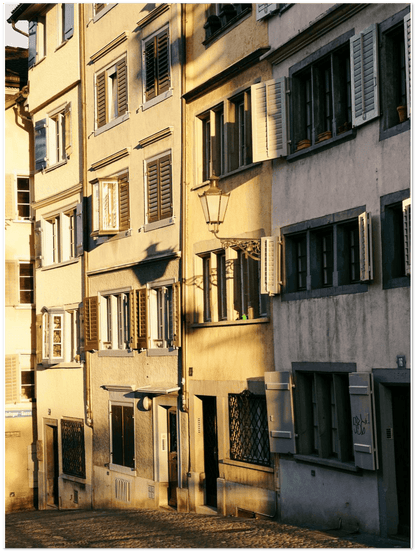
left=212, top=231, right=261, bottom=261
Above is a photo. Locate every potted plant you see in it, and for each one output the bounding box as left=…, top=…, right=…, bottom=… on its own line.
left=397, top=105, right=407, bottom=123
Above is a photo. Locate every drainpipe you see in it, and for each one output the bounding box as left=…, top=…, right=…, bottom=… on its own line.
left=11, top=20, right=29, bottom=38
left=79, top=4, right=92, bottom=428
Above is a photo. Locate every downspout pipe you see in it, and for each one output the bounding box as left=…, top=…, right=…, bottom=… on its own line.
left=11, top=20, right=29, bottom=38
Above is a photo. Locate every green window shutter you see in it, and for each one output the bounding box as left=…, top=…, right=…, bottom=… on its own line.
left=84, top=296, right=99, bottom=351
left=117, top=58, right=128, bottom=116
left=156, top=30, right=170, bottom=95
left=349, top=372, right=378, bottom=470
left=63, top=4, right=74, bottom=41
left=36, top=313, right=43, bottom=364
left=404, top=13, right=411, bottom=115
left=96, top=71, right=107, bottom=128
left=34, top=119, right=47, bottom=171
left=5, top=261, right=19, bottom=306
left=145, top=37, right=156, bottom=101
left=350, top=23, right=380, bottom=127
left=5, top=354, right=19, bottom=404
left=118, top=175, right=130, bottom=231
left=28, top=20, right=37, bottom=68
left=5, top=174, right=16, bottom=220
left=147, top=159, right=159, bottom=223
left=265, top=371, right=296, bottom=454
left=172, top=281, right=181, bottom=348
left=137, top=288, right=148, bottom=350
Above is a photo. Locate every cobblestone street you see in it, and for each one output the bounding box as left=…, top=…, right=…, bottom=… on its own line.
left=5, top=508, right=410, bottom=548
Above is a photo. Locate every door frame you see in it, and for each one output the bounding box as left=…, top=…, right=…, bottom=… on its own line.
left=43, top=418, right=59, bottom=508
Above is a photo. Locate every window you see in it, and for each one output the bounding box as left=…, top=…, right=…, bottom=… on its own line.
left=234, top=250, right=265, bottom=319
left=149, top=285, right=173, bottom=349
left=256, top=4, right=291, bottom=20
left=28, top=17, right=46, bottom=68
left=94, top=3, right=106, bottom=15
left=230, top=92, right=252, bottom=171
left=17, top=177, right=31, bottom=219
left=34, top=104, right=71, bottom=171
left=201, top=107, right=224, bottom=181
left=48, top=110, right=65, bottom=166
left=145, top=153, right=172, bottom=224
left=111, top=403, right=134, bottom=469
left=5, top=354, right=35, bottom=404
left=91, top=174, right=130, bottom=236
left=143, top=28, right=170, bottom=103
left=381, top=190, right=411, bottom=289
left=58, top=4, right=74, bottom=45
left=379, top=9, right=411, bottom=138
left=294, top=370, right=353, bottom=463
left=229, top=390, right=271, bottom=467
left=100, top=292, right=130, bottom=350
left=19, top=263, right=34, bottom=304
left=61, top=419, right=86, bottom=479
left=41, top=308, right=80, bottom=364
left=283, top=208, right=372, bottom=300
left=20, top=354, right=35, bottom=401
left=204, top=4, right=252, bottom=42
left=217, top=251, right=227, bottom=321
left=202, top=255, right=211, bottom=322
left=40, top=205, right=82, bottom=266
left=95, top=57, right=128, bottom=131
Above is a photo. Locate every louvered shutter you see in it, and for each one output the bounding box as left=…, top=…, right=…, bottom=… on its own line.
left=96, top=71, right=107, bottom=128
left=35, top=219, right=43, bottom=268
left=159, top=154, right=172, bottom=220
left=5, top=355, right=19, bottom=404
left=117, top=58, right=128, bottom=116
left=156, top=30, right=170, bottom=95
left=34, top=119, right=47, bottom=171
left=145, top=37, right=156, bottom=101
left=75, top=203, right=83, bottom=256
left=261, top=235, right=281, bottom=295
left=349, top=372, right=378, bottom=470
left=404, top=13, right=411, bottom=115
left=6, top=261, right=19, bottom=306
left=172, top=281, right=181, bottom=348
left=28, top=20, right=37, bottom=68
left=403, top=198, right=411, bottom=276
left=118, top=175, right=130, bottom=231
left=100, top=179, right=119, bottom=233
left=84, top=296, right=99, bottom=351
left=358, top=212, right=373, bottom=281
left=5, top=174, right=16, bottom=220
left=251, top=78, right=287, bottom=162
left=36, top=313, right=43, bottom=364
left=147, top=159, right=159, bottom=223
left=64, top=4, right=74, bottom=41
left=64, top=103, right=72, bottom=156
left=265, top=371, right=296, bottom=454
left=137, top=289, right=148, bottom=349
left=350, top=24, right=380, bottom=127
left=129, top=289, right=137, bottom=349
left=233, top=255, right=242, bottom=317
left=95, top=3, right=105, bottom=14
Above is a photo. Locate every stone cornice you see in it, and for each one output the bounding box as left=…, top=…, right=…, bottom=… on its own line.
left=138, top=127, right=173, bottom=149
left=136, top=4, right=170, bottom=30
left=90, top=148, right=131, bottom=172
left=90, top=32, right=129, bottom=64
left=32, top=183, right=82, bottom=211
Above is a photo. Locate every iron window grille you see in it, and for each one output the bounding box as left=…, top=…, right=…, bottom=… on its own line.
left=229, top=390, right=271, bottom=467
left=61, top=419, right=86, bottom=479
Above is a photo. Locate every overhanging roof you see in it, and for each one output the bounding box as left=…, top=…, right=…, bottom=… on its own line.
left=135, top=383, right=180, bottom=395
left=8, top=4, right=52, bottom=24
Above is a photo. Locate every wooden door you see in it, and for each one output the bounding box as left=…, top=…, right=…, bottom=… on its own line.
left=45, top=424, right=59, bottom=507
left=167, top=408, right=178, bottom=507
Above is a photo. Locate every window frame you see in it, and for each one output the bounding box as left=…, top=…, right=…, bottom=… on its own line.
left=203, top=4, right=252, bottom=44
left=109, top=401, right=135, bottom=473
left=144, top=151, right=173, bottom=230
left=41, top=204, right=81, bottom=267
left=19, top=262, right=34, bottom=305
left=91, top=172, right=130, bottom=237
left=16, top=177, right=31, bottom=220
left=61, top=418, right=86, bottom=479
left=99, top=289, right=131, bottom=351
left=147, top=279, right=176, bottom=353
left=47, top=105, right=67, bottom=169
left=94, top=55, right=129, bottom=135
left=142, top=25, right=171, bottom=109
left=41, top=308, right=81, bottom=365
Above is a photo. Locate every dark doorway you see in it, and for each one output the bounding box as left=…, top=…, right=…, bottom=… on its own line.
left=167, top=408, right=178, bottom=508
left=45, top=424, right=59, bottom=507
left=202, top=396, right=219, bottom=508
left=391, top=386, right=410, bottom=536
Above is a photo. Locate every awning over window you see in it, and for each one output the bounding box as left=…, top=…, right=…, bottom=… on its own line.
left=135, top=382, right=180, bottom=394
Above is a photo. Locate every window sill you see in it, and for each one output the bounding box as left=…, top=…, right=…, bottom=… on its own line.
left=92, top=229, right=132, bottom=244
left=147, top=348, right=178, bottom=357
left=220, top=458, right=273, bottom=473
left=287, top=129, right=356, bottom=162
left=282, top=283, right=368, bottom=301
left=44, top=159, right=67, bottom=173
left=203, top=9, right=252, bottom=46
left=98, top=349, right=134, bottom=357
left=93, top=4, right=117, bottom=23
left=191, top=317, right=269, bottom=328
left=141, top=217, right=175, bottom=233
left=11, top=219, right=33, bottom=224
left=13, top=304, right=35, bottom=309
left=141, top=89, right=173, bottom=112
left=191, top=163, right=262, bottom=191
left=382, top=275, right=410, bottom=290
left=31, top=55, right=46, bottom=69
left=39, top=361, right=82, bottom=368
left=109, top=463, right=136, bottom=476
left=61, top=474, right=86, bottom=484
left=55, top=39, right=69, bottom=53
left=379, top=118, right=410, bottom=141
left=40, top=258, right=80, bottom=271
left=294, top=454, right=359, bottom=473
left=94, top=111, right=130, bottom=136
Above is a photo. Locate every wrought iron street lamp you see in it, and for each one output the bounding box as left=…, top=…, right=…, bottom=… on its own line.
left=198, top=175, right=261, bottom=260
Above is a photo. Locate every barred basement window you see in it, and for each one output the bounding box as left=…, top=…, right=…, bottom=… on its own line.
left=229, top=390, right=271, bottom=467
left=61, top=419, right=86, bottom=479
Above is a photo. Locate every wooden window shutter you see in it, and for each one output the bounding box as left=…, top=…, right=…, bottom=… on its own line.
left=159, top=154, right=173, bottom=220
left=34, top=119, right=47, bottom=171
left=358, top=212, right=373, bottom=281
left=6, top=261, right=19, bottom=306
left=64, top=103, right=72, bottom=156
left=129, top=289, right=137, bottom=349
left=403, top=197, right=411, bottom=276
left=350, top=24, right=380, bottom=127
left=261, top=235, right=281, bottom=295
left=233, top=255, right=242, bottom=317
left=5, top=174, right=16, bottom=220
left=156, top=30, right=170, bottom=95
left=36, top=313, right=43, bottom=364
left=96, top=71, right=107, bottom=128
left=28, top=20, right=37, bottom=68
left=117, top=58, right=128, bottom=116
left=35, top=219, right=43, bottom=268
left=349, top=372, right=378, bottom=470
left=137, top=289, right=148, bottom=349
left=95, top=3, right=105, bottom=14
left=145, top=37, right=156, bottom=101
left=63, top=4, right=74, bottom=41
left=404, top=13, right=411, bottom=115
left=84, top=296, right=99, bottom=351
left=75, top=203, right=83, bottom=257
left=147, top=159, right=159, bottom=223
left=251, top=77, right=287, bottom=162
left=118, top=175, right=130, bottom=231
left=5, top=354, right=19, bottom=404
left=265, top=371, right=296, bottom=454
left=172, top=281, right=181, bottom=348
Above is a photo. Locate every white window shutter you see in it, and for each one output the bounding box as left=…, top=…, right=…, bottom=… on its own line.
left=403, top=197, right=411, bottom=276
left=261, top=235, right=281, bottom=295
left=265, top=371, right=296, bottom=454
left=349, top=372, right=378, bottom=470
left=100, top=179, right=119, bottom=233
left=350, top=23, right=380, bottom=127
left=251, top=77, right=288, bottom=162
left=5, top=174, right=16, bottom=220
left=256, top=4, right=278, bottom=21
left=404, top=13, right=411, bottom=115
left=76, top=203, right=83, bottom=257
left=5, top=354, right=19, bottom=404
left=358, top=212, right=373, bottom=281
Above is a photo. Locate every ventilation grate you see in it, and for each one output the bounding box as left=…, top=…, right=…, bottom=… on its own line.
left=386, top=427, right=393, bottom=440
left=115, top=478, right=131, bottom=502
